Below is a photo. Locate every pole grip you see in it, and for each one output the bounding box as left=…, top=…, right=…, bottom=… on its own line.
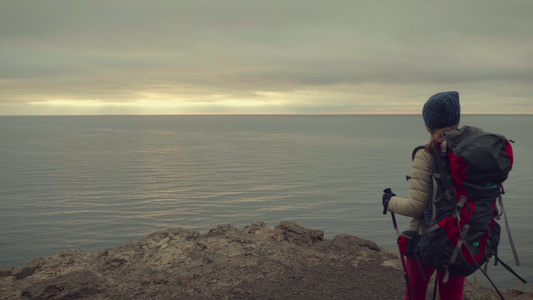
left=382, top=188, right=392, bottom=214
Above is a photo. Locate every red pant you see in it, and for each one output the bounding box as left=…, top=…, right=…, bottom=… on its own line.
left=404, top=257, right=465, bottom=300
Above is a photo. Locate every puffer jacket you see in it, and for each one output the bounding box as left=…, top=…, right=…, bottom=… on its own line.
left=387, top=148, right=433, bottom=231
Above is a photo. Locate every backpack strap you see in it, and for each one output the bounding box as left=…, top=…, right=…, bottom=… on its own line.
left=443, top=267, right=450, bottom=284
left=493, top=253, right=527, bottom=283
left=454, top=196, right=468, bottom=225
left=441, top=140, right=447, bottom=155
left=431, top=146, right=456, bottom=203
left=429, top=176, right=438, bottom=227
left=414, top=221, right=428, bottom=280
left=406, top=145, right=428, bottom=181
left=411, top=145, right=427, bottom=161
left=497, top=191, right=521, bottom=266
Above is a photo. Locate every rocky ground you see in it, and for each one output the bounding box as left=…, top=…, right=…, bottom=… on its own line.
left=0, top=221, right=531, bottom=299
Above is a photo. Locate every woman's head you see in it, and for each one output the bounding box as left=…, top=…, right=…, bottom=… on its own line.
left=422, top=91, right=461, bottom=132
left=423, top=91, right=461, bottom=152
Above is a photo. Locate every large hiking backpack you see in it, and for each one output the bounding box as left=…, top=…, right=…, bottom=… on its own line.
left=401, top=126, right=526, bottom=297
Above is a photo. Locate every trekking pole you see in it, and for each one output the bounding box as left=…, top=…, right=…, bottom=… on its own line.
left=383, top=188, right=413, bottom=300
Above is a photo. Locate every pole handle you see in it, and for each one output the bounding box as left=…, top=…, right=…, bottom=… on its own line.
left=382, top=188, right=392, bottom=214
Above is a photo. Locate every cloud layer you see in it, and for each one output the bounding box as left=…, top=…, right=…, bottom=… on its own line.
left=1, top=0, right=532, bottom=114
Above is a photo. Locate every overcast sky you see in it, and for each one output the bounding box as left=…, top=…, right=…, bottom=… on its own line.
left=1, top=0, right=532, bottom=115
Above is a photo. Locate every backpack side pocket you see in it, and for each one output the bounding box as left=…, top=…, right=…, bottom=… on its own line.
left=398, top=230, right=418, bottom=258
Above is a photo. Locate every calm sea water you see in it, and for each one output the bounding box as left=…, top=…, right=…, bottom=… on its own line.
left=0, top=115, right=531, bottom=290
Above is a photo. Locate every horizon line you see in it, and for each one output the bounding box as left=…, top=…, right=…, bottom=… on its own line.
left=1, top=113, right=533, bottom=117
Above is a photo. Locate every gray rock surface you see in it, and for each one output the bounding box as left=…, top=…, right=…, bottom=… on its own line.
left=0, top=221, right=531, bottom=299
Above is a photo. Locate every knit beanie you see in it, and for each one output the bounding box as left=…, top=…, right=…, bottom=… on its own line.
left=422, top=91, right=461, bottom=131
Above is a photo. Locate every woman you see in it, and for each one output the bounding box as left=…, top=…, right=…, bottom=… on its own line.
left=382, top=91, right=465, bottom=300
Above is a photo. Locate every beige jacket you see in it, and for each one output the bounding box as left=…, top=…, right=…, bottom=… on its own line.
left=387, top=148, right=433, bottom=231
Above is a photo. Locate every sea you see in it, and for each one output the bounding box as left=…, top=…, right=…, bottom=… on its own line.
left=0, top=115, right=531, bottom=291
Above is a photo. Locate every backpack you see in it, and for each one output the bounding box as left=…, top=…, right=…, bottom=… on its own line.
left=399, top=126, right=526, bottom=298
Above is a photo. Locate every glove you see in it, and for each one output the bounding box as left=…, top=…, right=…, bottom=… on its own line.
left=382, top=188, right=396, bottom=215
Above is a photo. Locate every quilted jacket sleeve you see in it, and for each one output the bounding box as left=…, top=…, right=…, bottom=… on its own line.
left=387, top=148, right=432, bottom=218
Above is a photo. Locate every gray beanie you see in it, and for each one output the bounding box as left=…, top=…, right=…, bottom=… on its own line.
left=422, top=91, right=461, bottom=131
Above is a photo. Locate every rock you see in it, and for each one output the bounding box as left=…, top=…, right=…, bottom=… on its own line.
left=0, top=221, right=531, bottom=300
left=14, top=266, right=37, bottom=280
left=274, top=221, right=324, bottom=245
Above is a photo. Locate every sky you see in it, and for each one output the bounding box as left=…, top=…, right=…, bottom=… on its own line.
left=1, top=0, right=532, bottom=115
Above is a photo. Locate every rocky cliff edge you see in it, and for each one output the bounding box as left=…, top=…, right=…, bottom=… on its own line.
left=1, top=221, right=531, bottom=300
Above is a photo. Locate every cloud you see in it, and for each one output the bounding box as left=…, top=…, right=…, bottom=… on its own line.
left=1, top=0, right=532, bottom=114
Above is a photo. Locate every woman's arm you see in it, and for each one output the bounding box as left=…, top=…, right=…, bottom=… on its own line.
left=387, top=149, right=433, bottom=218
